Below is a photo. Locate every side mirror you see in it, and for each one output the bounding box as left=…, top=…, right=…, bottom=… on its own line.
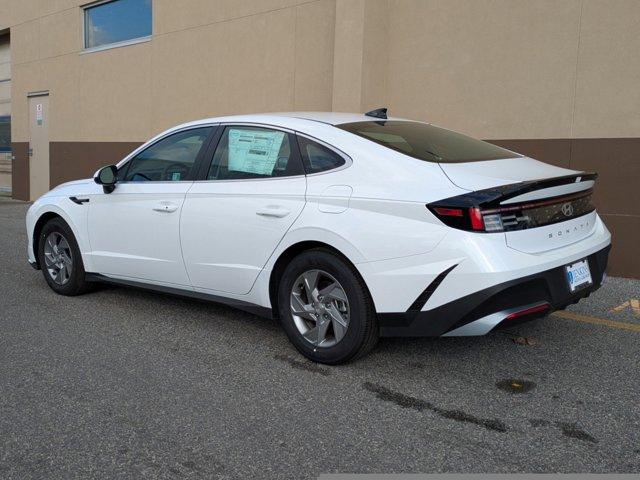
left=94, top=165, right=118, bottom=193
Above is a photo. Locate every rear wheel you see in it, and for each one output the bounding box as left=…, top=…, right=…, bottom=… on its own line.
left=277, top=249, right=378, bottom=364
left=38, top=217, right=91, bottom=296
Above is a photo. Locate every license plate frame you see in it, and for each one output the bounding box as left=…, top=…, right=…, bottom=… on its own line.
left=565, top=258, right=593, bottom=293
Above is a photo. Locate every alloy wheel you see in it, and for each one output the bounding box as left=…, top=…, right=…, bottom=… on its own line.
left=43, top=232, right=73, bottom=285
left=290, top=269, right=350, bottom=347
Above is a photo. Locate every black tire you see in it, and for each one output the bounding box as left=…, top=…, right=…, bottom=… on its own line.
left=37, top=217, right=92, bottom=296
left=277, top=248, right=378, bottom=364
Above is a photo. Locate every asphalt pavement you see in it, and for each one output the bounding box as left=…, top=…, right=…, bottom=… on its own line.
left=1, top=197, right=639, bottom=478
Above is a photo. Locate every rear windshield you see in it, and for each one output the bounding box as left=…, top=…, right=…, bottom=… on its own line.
left=337, top=120, right=520, bottom=163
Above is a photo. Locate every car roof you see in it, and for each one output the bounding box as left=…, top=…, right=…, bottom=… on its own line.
left=170, top=112, right=412, bottom=132
left=269, top=111, right=408, bottom=125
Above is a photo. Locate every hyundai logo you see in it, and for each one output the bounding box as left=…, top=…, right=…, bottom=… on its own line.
left=561, top=202, right=574, bottom=217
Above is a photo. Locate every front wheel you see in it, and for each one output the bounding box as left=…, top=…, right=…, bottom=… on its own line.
left=38, top=217, right=92, bottom=296
left=277, top=249, right=378, bottom=364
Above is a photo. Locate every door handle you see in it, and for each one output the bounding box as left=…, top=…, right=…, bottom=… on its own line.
left=256, top=206, right=290, bottom=218
left=153, top=202, right=179, bottom=213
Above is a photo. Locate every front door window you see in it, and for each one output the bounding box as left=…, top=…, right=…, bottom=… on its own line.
left=120, top=127, right=212, bottom=182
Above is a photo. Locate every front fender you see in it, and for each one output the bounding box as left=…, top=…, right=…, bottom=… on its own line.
left=27, top=198, right=92, bottom=271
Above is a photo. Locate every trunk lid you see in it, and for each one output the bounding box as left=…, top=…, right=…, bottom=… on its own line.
left=429, top=162, right=598, bottom=254
left=438, top=156, right=578, bottom=191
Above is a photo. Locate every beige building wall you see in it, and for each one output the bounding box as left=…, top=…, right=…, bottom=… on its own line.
left=4, top=0, right=637, bottom=142
left=2, top=0, right=639, bottom=277
left=2, top=0, right=337, bottom=144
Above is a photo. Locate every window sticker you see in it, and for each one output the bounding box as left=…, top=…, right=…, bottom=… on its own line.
left=228, top=129, right=285, bottom=175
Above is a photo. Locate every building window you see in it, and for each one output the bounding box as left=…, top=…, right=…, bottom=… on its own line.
left=0, top=116, right=10, bottom=153
left=83, top=0, right=152, bottom=51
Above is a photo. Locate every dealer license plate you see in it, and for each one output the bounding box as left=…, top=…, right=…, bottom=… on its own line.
left=565, top=259, right=593, bottom=292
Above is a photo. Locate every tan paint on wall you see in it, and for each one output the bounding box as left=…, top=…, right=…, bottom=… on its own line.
left=0, top=1, right=83, bottom=29
left=572, top=0, right=640, bottom=138
left=150, top=7, right=297, bottom=134
left=153, top=0, right=309, bottom=36
left=9, top=0, right=639, bottom=143
left=293, top=0, right=336, bottom=111
left=360, top=0, right=388, bottom=111
left=10, top=0, right=338, bottom=142
left=38, top=7, right=79, bottom=60
left=11, top=61, right=45, bottom=141
left=386, top=0, right=583, bottom=139
left=11, top=20, right=40, bottom=65
left=78, top=41, right=153, bottom=141
left=331, top=0, right=365, bottom=112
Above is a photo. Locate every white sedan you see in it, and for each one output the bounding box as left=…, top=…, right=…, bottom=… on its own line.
left=26, top=110, right=611, bottom=364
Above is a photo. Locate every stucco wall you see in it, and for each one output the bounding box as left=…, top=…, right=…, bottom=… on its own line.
left=1, top=0, right=638, bottom=276
left=2, top=0, right=337, bottom=143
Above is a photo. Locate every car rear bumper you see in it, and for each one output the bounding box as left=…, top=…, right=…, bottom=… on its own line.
left=378, top=244, right=610, bottom=337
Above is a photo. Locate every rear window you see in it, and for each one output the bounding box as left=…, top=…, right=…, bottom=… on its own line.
left=297, top=135, right=346, bottom=174
left=337, top=121, right=520, bottom=163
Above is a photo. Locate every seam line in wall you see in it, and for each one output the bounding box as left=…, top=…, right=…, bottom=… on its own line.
left=569, top=0, right=585, bottom=145
left=11, top=0, right=325, bottom=67
left=7, top=6, right=77, bottom=30
left=154, top=0, right=324, bottom=38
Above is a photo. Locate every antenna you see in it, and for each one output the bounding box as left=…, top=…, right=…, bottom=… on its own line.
left=364, top=107, right=388, bottom=119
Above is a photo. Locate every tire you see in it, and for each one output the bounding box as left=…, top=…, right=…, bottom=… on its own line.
left=37, top=217, right=92, bottom=296
left=277, top=248, right=378, bottom=364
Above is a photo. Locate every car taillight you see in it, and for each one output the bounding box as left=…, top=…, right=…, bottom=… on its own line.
left=428, top=206, right=487, bottom=231
left=433, top=207, right=463, bottom=217
left=427, top=182, right=596, bottom=233
left=469, top=207, right=484, bottom=231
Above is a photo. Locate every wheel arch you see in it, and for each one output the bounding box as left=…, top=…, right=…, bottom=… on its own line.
left=32, top=211, right=66, bottom=269
left=267, top=240, right=372, bottom=319
left=31, top=206, right=85, bottom=270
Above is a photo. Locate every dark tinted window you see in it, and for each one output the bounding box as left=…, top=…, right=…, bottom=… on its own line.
left=337, top=121, right=520, bottom=163
left=207, top=126, right=303, bottom=180
left=297, top=136, right=346, bottom=174
left=122, top=127, right=212, bottom=182
left=84, top=0, right=152, bottom=49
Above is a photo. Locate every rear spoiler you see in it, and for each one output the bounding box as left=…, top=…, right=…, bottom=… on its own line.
left=432, top=173, right=597, bottom=209
left=428, top=173, right=597, bottom=233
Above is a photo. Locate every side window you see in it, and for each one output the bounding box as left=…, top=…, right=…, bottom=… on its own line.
left=122, top=127, right=212, bottom=182
left=297, top=136, right=346, bottom=174
left=207, top=126, right=303, bottom=180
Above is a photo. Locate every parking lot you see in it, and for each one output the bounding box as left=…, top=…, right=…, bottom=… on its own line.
left=1, top=197, right=639, bottom=478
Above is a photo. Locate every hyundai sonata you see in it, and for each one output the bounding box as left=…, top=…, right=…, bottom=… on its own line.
left=26, top=109, right=611, bottom=363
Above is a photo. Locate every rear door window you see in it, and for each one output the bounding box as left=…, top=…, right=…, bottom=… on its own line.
left=207, top=126, right=304, bottom=180
left=337, top=121, right=519, bottom=163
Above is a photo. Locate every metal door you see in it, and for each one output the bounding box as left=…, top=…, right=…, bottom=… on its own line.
left=28, top=94, right=49, bottom=200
